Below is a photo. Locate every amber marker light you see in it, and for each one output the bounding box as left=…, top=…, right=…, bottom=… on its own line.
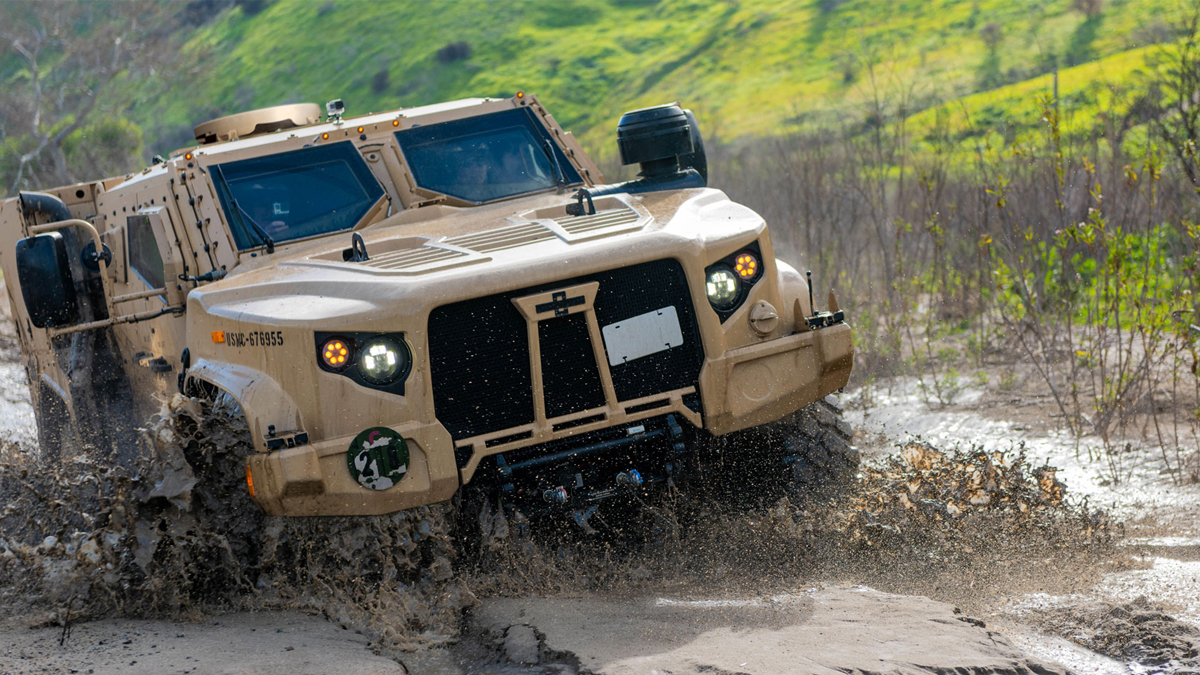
left=357, top=126, right=365, bottom=133
left=321, top=132, right=330, bottom=140
left=184, top=152, right=193, bottom=161
left=245, top=465, right=255, bottom=497
left=392, top=119, right=400, bottom=127
left=734, top=252, right=759, bottom=280
left=321, top=338, right=351, bottom=369
left=211, top=330, right=225, bottom=343
left=516, top=91, right=525, bottom=99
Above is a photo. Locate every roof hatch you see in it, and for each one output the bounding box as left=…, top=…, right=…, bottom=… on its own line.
left=193, top=103, right=322, bottom=145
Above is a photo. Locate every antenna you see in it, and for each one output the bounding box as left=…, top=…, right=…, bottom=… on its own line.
left=807, top=270, right=816, bottom=317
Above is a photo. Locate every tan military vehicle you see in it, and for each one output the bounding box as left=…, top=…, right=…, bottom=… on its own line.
left=0, top=93, right=854, bottom=524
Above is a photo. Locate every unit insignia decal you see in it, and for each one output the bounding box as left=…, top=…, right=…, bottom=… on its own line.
left=347, top=427, right=409, bottom=490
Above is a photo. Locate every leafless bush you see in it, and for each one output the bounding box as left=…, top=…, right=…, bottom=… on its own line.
left=1072, top=0, right=1104, bottom=19
left=705, top=56, right=1200, bottom=482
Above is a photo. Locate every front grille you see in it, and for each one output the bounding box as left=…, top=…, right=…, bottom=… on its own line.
left=540, top=314, right=605, bottom=418
left=428, top=259, right=704, bottom=441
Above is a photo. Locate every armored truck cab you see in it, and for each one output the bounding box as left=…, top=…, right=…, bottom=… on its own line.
left=0, top=93, right=853, bottom=519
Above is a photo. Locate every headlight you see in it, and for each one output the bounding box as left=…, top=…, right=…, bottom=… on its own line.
left=705, top=267, right=741, bottom=310
left=357, top=336, right=408, bottom=385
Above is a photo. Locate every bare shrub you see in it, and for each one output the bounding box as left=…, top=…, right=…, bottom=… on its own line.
left=705, top=41, right=1200, bottom=482
left=1072, top=0, right=1104, bottom=19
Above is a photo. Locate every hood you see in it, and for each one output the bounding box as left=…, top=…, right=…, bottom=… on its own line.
left=188, top=188, right=764, bottom=328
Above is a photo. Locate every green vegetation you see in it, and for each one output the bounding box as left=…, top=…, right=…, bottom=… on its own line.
left=135, top=0, right=1186, bottom=156
left=0, top=0, right=1188, bottom=184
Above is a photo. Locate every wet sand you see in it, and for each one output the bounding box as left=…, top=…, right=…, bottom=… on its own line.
left=0, top=611, right=404, bottom=675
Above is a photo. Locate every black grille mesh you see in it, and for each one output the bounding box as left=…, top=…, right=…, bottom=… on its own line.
left=540, top=314, right=606, bottom=418
left=428, top=259, right=704, bottom=440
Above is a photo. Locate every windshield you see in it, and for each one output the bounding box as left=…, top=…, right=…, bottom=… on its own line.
left=395, top=108, right=582, bottom=203
left=211, top=142, right=384, bottom=250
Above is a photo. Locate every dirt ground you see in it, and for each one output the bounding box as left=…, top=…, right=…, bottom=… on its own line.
left=2, top=281, right=1199, bottom=674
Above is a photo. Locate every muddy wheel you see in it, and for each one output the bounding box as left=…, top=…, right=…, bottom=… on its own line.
left=68, top=329, right=141, bottom=467
left=29, top=329, right=141, bottom=467
left=33, top=386, right=74, bottom=466
left=781, top=396, right=859, bottom=499
left=699, top=396, right=858, bottom=507
left=176, top=392, right=265, bottom=574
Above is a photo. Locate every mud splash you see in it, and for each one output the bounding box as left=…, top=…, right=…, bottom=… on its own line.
left=0, top=395, right=471, bottom=650
left=0, top=393, right=1118, bottom=661
left=465, top=439, right=1116, bottom=609
left=845, top=440, right=1113, bottom=559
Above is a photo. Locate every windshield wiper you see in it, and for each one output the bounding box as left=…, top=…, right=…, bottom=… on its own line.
left=542, top=138, right=568, bottom=193
left=231, top=197, right=275, bottom=254
left=211, top=163, right=275, bottom=254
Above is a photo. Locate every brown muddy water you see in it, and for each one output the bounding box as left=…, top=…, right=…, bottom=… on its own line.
left=847, top=378, right=1200, bottom=674
left=1, top=293, right=1198, bottom=673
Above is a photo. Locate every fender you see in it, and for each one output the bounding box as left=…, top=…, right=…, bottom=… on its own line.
left=186, top=358, right=305, bottom=451
left=776, top=259, right=811, bottom=331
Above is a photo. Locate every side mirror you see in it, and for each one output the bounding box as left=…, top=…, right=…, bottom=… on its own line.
left=15, top=233, right=79, bottom=328
left=680, top=109, right=707, bottom=184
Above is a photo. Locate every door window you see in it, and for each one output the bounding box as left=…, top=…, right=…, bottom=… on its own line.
left=128, top=214, right=165, bottom=291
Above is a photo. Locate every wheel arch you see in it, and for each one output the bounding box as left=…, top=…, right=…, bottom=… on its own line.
left=184, top=358, right=305, bottom=452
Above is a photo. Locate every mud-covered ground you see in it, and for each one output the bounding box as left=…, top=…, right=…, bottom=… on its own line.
left=1, top=284, right=1199, bottom=674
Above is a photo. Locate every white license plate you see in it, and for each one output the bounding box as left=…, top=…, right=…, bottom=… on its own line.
left=601, top=306, right=684, bottom=367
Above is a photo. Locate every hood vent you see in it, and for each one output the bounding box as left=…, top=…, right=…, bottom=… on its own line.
left=554, top=206, right=640, bottom=236
left=444, top=221, right=557, bottom=253
left=359, top=246, right=468, bottom=272
left=332, top=198, right=646, bottom=275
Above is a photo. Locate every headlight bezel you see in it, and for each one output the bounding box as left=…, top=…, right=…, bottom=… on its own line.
left=315, top=331, right=412, bottom=394
left=357, top=335, right=408, bottom=386
left=704, top=241, right=764, bottom=321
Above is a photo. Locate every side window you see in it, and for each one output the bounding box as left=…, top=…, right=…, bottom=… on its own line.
left=127, top=215, right=165, bottom=290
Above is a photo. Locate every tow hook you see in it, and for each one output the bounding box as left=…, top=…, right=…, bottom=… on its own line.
left=616, top=469, right=643, bottom=488
left=542, top=486, right=569, bottom=504
left=573, top=505, right=599, bottom=535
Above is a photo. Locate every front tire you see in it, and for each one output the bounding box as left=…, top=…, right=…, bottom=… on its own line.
left=700, top=396, right=859, bottom=507
left=783, top=396, right=859, bottom=497
left=33, top=386, right=73, bottom=466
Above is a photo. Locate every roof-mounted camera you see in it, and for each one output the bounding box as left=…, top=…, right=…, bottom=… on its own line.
left=325, top=99, right=345, bottom=122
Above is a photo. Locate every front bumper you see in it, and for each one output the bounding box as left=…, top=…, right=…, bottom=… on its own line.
left=245, top=321, right=853, bottom=517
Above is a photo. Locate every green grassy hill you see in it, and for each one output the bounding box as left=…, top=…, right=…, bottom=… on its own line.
left=135, top=0, right=1180, bottom=160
